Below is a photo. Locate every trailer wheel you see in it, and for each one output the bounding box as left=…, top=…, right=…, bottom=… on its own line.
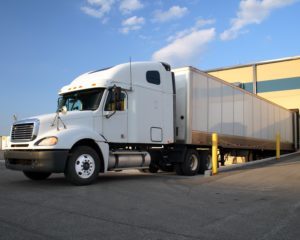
left=65, top=146, right=100, bottom=185
left=23, top=171, right=51, bottom=180
left=181, top=149, right=200, bottom=176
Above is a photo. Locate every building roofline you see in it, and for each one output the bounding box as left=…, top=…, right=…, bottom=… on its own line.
left=205, top=55, right=300, bottom=72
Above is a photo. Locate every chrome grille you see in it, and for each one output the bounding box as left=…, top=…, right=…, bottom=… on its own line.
left=11, top=119, right=39, bottom=142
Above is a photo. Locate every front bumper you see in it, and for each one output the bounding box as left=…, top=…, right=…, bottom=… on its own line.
left=4, top=150, right=69, bottom=173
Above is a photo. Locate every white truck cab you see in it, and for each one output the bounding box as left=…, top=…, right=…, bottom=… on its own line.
left=4, top=62, right=177, bottom=185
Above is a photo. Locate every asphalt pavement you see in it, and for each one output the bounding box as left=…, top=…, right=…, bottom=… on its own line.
left=1, top=153, right=300, bottom=240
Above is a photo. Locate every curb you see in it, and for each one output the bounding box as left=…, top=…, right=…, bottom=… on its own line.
left=205, top=151, right=300, bottom=175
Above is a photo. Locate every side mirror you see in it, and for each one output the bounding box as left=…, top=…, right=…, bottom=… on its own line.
left=113, top=87, right=121, bottom=102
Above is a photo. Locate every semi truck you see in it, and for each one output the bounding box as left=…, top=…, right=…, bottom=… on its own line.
left=4, top=62, right=298, bottom=185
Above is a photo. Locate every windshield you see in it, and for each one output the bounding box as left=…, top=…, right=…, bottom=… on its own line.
left=57, top=88, right=105, bottom=112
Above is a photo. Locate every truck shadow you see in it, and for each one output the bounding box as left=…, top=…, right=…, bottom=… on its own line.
left=6, top=154, right=299, bottom=188
left=7, top=171, right=181, bottom=188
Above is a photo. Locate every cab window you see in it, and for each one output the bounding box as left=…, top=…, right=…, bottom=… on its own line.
left=104, top=90, right=126, bottom=111
left=146, top=71, right=160, bottom=85
left=58, top=88, right=104, bottom=112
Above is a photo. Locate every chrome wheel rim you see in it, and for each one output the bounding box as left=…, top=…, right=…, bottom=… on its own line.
left=75, top=154, right=95, bottom=179
left=190, top=154, right=198, bottom=171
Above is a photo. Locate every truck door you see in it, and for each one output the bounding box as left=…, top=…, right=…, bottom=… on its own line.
left=102, top=89, right=128, bottom=143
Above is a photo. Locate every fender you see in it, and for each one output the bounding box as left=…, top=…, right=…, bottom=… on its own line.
left=55, top=127, right=110, bottom=172
left=54, top=126, right=106, bottom=149
left=96, top=141, right=109, bottom=172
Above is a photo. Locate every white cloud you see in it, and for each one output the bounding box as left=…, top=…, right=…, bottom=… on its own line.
left=81, top=0, right=115, bottom=19
left=120, top=16, right=145, bottom=34
left=152, top=28, right=216, bottom=67
left=153, top=5, right=188, bottom=22
left=220, top=0, right=296, bottom=41
left=119, top=0, right=143, bottom=14
left=195, top=18, right=216, bottom=28
left=167, top=18, right=215, bottom=42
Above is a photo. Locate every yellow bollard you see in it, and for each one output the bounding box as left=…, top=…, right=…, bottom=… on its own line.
left=212, top=133, right=218, bottom=175
left=276, top=132, right=280, bottom=160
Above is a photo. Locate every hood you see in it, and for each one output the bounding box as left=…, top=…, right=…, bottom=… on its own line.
left=30, top=111, right=94, bottom=126
left=14, top=111, right=95, bottom=141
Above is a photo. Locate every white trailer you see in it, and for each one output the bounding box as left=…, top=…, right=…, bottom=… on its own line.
left=174, top=66, right=295, bottom=152
left=3, top=62, right=298, bottom=185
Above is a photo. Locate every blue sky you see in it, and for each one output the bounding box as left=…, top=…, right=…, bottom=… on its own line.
left=0, top=0, right=300, bottom=135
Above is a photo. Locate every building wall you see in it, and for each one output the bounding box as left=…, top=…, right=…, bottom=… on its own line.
left=207, top=56, right=300, bottom=110
left=208, top=66, right=254, bottom=83
left=257, top=59, right=300, bottom=81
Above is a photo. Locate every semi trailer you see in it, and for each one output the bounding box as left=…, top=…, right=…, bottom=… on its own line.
left=4, top=62, right=298, bottom=185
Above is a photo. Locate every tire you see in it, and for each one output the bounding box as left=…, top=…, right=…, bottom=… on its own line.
left=148, top=151, right=162, bottom=173
left=65, top=146, right=100, bottom=186
left=175, top=164, right=184, bottom=175
left=181, top=149, right=200, bottom=176
left=23, top=171, right=51, bottom=180
left=149, top=163, right=159, bottom=173
left=199, top=151, right=212, bottom=174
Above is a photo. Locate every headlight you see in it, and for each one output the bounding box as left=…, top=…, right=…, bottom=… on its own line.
left=35, top=137, right=58, bottom=146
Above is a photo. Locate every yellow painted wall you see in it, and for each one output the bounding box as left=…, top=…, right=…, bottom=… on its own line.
left=208, top=58, right=300, bottom=84
left=207, top=57, right=300, bottom=110
left=257, top=59, right=300, bottom=81
left=208, top=66, right=253, bottom=83
left=258, top=89, right=300, bottom=110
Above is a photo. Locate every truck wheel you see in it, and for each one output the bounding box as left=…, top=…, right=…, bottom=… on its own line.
left=65, top=146, right=100, bottom=185
left=148, top=151, right=161, bottom=173
left=149, top=163, right=159, bottom=173
left=23, top=171, right=51, bottom=180
left=175, top=164, right=184, bottom=175
left=181, top=149, right=200, bottom=176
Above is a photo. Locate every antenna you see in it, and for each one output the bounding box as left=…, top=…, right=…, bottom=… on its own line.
left=129, top=57, right=133, bottom=91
